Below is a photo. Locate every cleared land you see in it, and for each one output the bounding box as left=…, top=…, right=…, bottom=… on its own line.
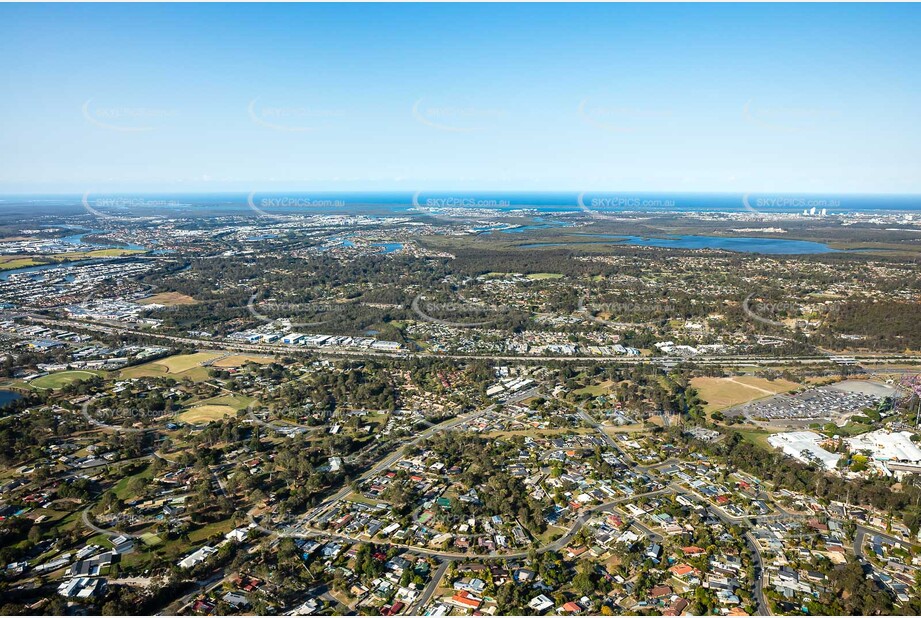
left=30, top=370, right=101, bottom=390
left=692, top=376, right=800, bottom=413
left=138, top=292, right=198, bottom=306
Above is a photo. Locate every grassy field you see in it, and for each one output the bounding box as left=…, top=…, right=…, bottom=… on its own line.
left=30, top=370, right=101, bottom=390
left=120, top=352, right=223, bottom=380
left=0, top=379, right=34, bottom=392
left=346, top=492, right=388, bottom=507
left=692, top=376, right=800, bottom=413
left=187, top=519, right=235, bottom=543
left=0, top=248, right=146, bottom=272
left=60, top=248, right=147, bottom=258
left=178, top=404, right=238, bottom=423
left=191, top=394, right=254, bottom=411
left=119, top=364, right=169, bottom=379
left=0, top=256, right=44, bottom=270
left=735, top=428, right=777, bottom=452
left=138, top=292, right=199, bottom=306
left=139, top=532, right=162, bottom=547
left=601, top=423, right=648, bottom=435
left=113, top=463, right=155, bottom=500
left=526, top=272, right=564, bottom=280
left=158, top=352, right=223, bottom=372
left=574, top=380, right=616, bottom=396
left=212, top=354, right=274, bottom=368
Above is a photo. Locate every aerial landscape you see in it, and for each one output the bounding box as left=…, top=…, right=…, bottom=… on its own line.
left=2, top=2, right=921, bottom=617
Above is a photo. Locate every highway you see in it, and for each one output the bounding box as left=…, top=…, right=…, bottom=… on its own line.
left=17, top=313, right=921, bottom=367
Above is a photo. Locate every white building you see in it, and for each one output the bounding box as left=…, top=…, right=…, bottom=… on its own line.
left=846, top=430, right=921, bottom=463
left=768, top=431, right=841, bottom=470
left=178, top=545, right=218, bottom=569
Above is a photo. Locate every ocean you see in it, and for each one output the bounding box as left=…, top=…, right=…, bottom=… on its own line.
left=0, top=192, right=920, bottom=221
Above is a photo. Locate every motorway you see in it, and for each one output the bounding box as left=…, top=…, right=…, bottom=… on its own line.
left=17, top=313, right=921, bottom=367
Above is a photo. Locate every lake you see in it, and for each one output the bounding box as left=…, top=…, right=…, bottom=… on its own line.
left=521, top=234, right=837, bottom=254
left=373, top=242, right=404, bottom=254
left=0, top=390, right=23, bottom=408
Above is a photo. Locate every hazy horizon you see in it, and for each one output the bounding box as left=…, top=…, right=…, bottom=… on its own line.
left=2, top=3, right=920, bottom=194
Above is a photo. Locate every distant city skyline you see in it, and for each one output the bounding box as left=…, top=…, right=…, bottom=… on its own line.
left=2, top=3, right=920, bottom=194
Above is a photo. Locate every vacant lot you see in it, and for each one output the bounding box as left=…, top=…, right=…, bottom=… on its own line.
left=692, top=376, right=800, bottom=413
left=138, top=292, right=198, bottom=306
left=30, top=370, right=101, bottom=390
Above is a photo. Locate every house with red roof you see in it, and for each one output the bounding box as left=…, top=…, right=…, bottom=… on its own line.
left=448, top=590, right=482, bottom=611
left=682, top=545, right=706, bottom=557
left=560, top=601, right=583, bottom=613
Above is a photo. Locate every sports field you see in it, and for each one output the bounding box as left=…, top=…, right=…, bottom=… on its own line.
left=691, top=376, right=800, bottom=413
left=30, top=370, right=101, bottom=390
left=191, top=394, right=254, bottom=411
left=120, top=352, right=223, bottom=380
left=177, top=404, right=237, bottom=423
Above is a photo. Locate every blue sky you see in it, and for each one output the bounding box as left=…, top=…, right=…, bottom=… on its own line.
left=1, top=3, right=919, bottom=194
